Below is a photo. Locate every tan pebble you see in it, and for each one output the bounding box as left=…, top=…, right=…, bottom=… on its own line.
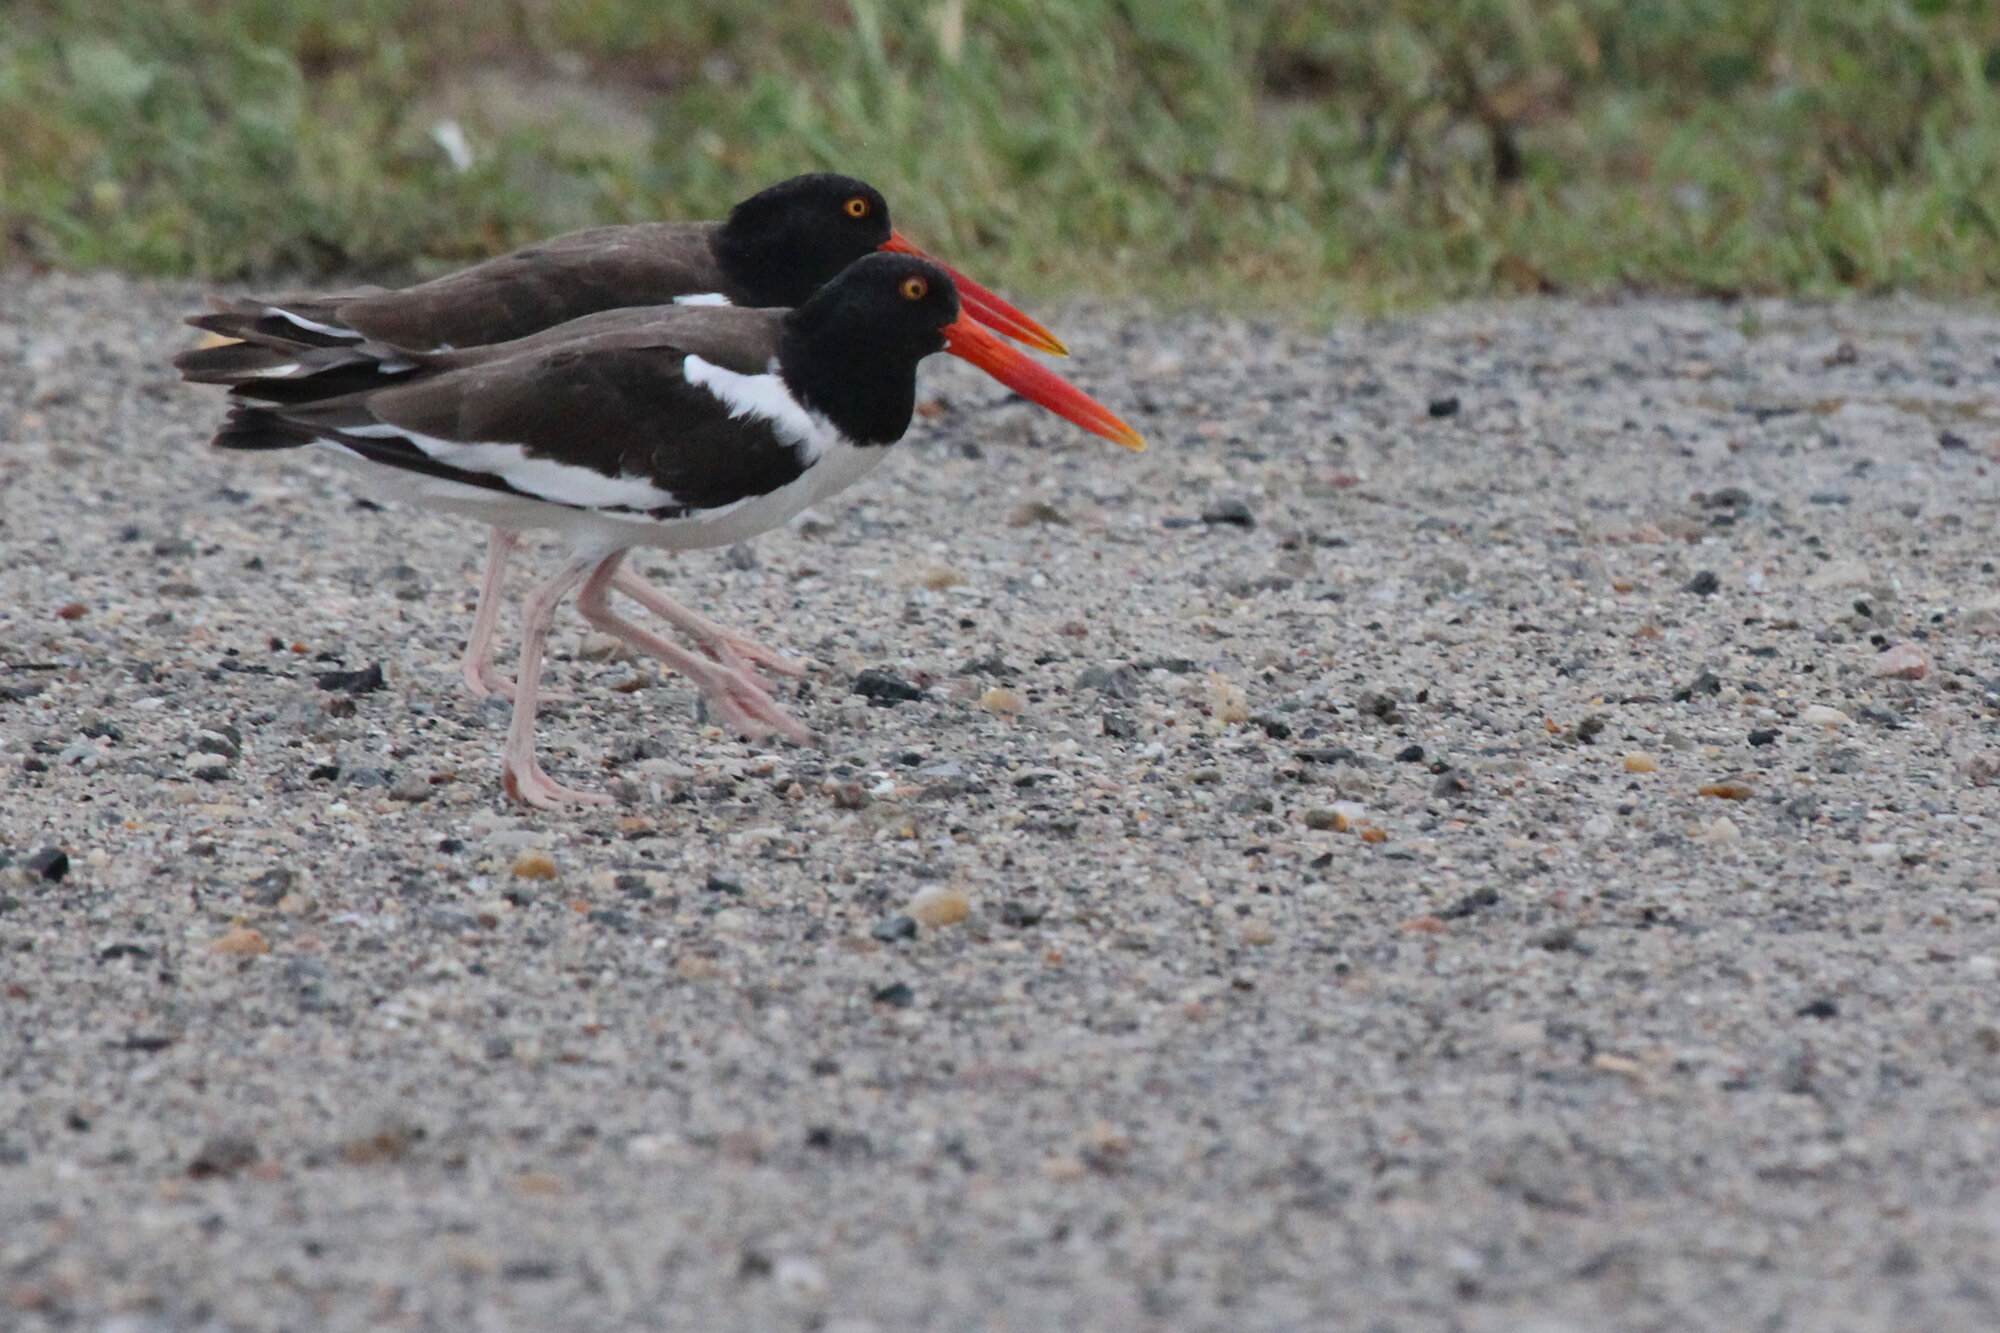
left=511, top=850, right=558, bottom=880
left=1359, top=827, right=1389, bottom=843
left=1401, top=915, right=1445, bottom=934
left=616, top=815, right=654, bottom=834
left=674, top=956, right=720, bottom=982
left=908, top=886, right=971, bottom=928
left=509, top=1171, right=564, bottom=1196
left=1703, top=816, right=1741, bottom=843
left=1623, top=751, right=1660, bottom=773
left=917, top=563, right=966, bottom=590
left=1239, top=918, right=1277, bottom=947
left=1801, top=704, right=1851, bottom=727
left=1871, top=643, right=1928, bottom=680
left=1698, top=781, right=1754, bottom=801
left=1630, top=522, right=1666, bottom=543
left=211, top=926, right=269, bottom=957
left=979, top=687, right=1024, bottom=716
left=1591, top=1053, right=1643, bottom=1077
left=1205, top=672, right=1250, bottom=725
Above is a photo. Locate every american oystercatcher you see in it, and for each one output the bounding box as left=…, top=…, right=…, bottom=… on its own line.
left=179, top=173, right=1065, bottom=701
left=200, top=254, right=1142, bottom=807
left=184, top=171, right=1066, bottom=365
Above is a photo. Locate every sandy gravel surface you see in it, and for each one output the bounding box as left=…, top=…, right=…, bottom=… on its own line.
left=4, top=272, right=2000, bottom=1332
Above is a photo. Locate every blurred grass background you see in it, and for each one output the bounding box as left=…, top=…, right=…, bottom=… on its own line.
left=4, top=0, right=2000, bottom=311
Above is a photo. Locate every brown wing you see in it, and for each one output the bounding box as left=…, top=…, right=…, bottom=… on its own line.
left=332, top=223, right=732, bottom=349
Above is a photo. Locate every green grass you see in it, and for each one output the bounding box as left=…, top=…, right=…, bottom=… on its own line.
left=6, top=1, right=2000, bottom=312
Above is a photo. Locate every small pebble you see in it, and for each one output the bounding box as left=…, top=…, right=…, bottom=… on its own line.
left=512, top=850, right=558, bottom=880
left=1623, top=752, right=1660, bottom=773
left=872, top=981, right=915, bottom=1008
left=1200, top=499, right=1255, bottom=528
left=908, top=886, right=971, bottom=928
left=998, top=900, right=1045, bottom=928
left=23, top=847, right=69, bottom=882
left=182, top=752, right=231, bottom=780
left=1239, top=918, right=1278, bottom=947
left=1871, top=643, right=1928, bottom=680
left=1205, top=673, right=1250, bottom=725
left=211, top=926, right=270, bottom=957
left=979, top=687, right=1024, bottom=716
left=388, top=774, right=432, bottom=802
left=871, top=914, right=917, bottom=943
left=315, top=663, right=385, bottom=695
left=1698, top=781, right=1754, bottom=801
left=1703, top=816, right=1741, bottom=843
left=186, top=1135, right=259, bottom=1179
left=916, top=564, right=966, bottom=591
left=1801, top=704, right=1852, bottom=727
left=853, top=669, right=924, bottom=705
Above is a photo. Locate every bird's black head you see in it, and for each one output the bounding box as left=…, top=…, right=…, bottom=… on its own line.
left=778, top=253, right=962, bottom=445
left=712, top=174, right=895, bottom=307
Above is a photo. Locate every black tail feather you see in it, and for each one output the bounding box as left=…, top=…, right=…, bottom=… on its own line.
left=187, top=295, right=373, bottom=348
left=212, top=404, right=321, bottom=452
left=176, top=339, right=419, bottom=404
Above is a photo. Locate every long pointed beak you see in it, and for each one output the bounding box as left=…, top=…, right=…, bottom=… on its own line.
left=942, top=316, right=1144, bottom=451
left=882, top=231, right=1070, bottom=357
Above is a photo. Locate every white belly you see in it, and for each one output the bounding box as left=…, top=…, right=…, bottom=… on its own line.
left=314, top=435, right=891, bottom=554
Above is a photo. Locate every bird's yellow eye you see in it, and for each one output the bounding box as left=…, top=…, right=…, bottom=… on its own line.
left=845, top=196, right=871, bottom=218
left=899, top=276, right=928, bottom=301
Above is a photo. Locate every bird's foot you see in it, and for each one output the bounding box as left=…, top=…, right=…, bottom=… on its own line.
left=697, top=662, right=814, bottom=744
left=503, top=759, right=614, bottom=809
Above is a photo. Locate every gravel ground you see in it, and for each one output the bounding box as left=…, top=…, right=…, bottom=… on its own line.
left=4, top=272, right=2000, bottom=1332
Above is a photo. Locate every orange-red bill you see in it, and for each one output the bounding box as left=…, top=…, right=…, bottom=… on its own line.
left=881, top=232, right=1070, bottom=357
left=942, top=316, right=1144, bottom=452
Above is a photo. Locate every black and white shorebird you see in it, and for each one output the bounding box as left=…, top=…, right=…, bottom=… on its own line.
left=179, top=173, right=1066, bottom=704
left=190, top=254, right=1143, bottom=807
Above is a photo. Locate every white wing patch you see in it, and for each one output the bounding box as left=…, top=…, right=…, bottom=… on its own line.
left=672, top=292, right=732, bottom=307
left=682, top=355, right=832, bottom=463
left=338, top=424, right=683, bottom=512
left=265, top=306, right=360, bottom=341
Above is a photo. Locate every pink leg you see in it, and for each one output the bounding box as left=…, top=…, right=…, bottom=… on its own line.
left=501, top=551, right=616, bottom=809
left=461, top=528, right=521, bottom=700
left=611, top=566, right=809, bottom=678
left=581, top=557, right=811, bottom=745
